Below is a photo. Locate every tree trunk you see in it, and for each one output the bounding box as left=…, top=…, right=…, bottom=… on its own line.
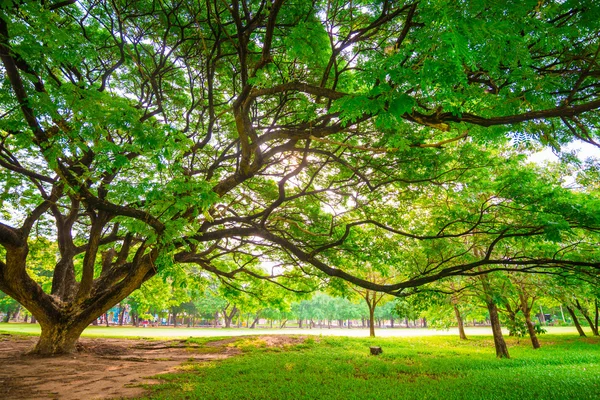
left=566, top=306, right=586, bottom=337
left=280, top=319, right=287, bottom=329
left=34, top=321, right=88, bottom=355
left=405, top=318, right=409, bottom=328
left=487, top=300, right=510, bottom=358
left=104, top=312, right=110, bottom=327
left=453, top=304, right=467, bottom=340
left=390, top=318, right=394, bottom=328
left=250, top=315, right=259, bottom=329
left=30, top=314, right=36, bottom=324
left=575, top=301, right=599, bottom=336
left=118, top=303, right=125, bottom=326
left=368, top=305, right=375, bottom=338
left=524, top=311, right=541, bottom=349
left=298, top=319, right=303, bottom=328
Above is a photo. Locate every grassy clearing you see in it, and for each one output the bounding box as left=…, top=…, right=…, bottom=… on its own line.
left=0, top=323, right=591, bottom=339
left=141, top=335, right=600, bottom=400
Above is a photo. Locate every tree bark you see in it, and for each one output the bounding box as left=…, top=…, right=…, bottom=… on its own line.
left=118, top=303, right=125, bottom=326
left=574, top=300, right=599, bottom=336
left=566, top=306, right=586, bottom=337
left=524, top=312, right=541, bottom=349
left=34, top=320, right=88, bottom=355
left=368, top=305, right=375, bottom=337
left=487, top=300, right=510, bottom=358
left=453, top=304, right=467, bottom=340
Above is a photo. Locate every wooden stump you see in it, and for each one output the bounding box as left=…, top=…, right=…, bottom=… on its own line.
left=370, top=346, right=382, bottom=355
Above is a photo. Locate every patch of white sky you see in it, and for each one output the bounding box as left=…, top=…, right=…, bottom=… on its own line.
left=526, top=140, right=600, bottom=187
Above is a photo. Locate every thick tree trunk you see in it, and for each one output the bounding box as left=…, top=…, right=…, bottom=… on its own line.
left=487, top=300, right=510, bottom=358
left=298, top=319, right=303, bottom=328
left=34, top=321, right=88, bottom=355
left=566, top=306, right=586, bottom=337
left=453, top=304, right=467, bottom=340
left=390, top=318, right=394, bottom=328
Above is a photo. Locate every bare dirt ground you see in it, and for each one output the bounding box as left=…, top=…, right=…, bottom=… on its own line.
left=0, top=334, right=305, bottom=400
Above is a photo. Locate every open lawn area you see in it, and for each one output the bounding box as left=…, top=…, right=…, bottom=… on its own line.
left=1, top=326, right=599, bottom=400
left=0, top=323, right=593, bottom=339
left=142, top=334, right=600, bottom=400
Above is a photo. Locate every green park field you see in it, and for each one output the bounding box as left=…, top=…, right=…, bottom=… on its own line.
left=2, top=325, right=599, bottom=400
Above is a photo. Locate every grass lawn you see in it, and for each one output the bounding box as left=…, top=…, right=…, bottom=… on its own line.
left=141, top=334, right=600, bottom=400
left=2, top=324, right=598, bottom=399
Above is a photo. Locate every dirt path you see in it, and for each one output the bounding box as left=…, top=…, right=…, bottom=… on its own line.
left=0, top=334, right=246, bottom=400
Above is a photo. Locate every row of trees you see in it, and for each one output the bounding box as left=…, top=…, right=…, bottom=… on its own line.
left=7, top=263, right=597, bottom=360
left=0, top=0, right=599, bottom=355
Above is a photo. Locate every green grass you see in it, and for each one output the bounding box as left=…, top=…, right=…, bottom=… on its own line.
left=140, top=335, right=600, bottom=400
left=2, top=324, right=598, bottom=399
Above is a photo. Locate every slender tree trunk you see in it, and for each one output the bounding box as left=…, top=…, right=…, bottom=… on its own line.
left=405, top=318, right=409, bottom=328
left=453, top=304, right=467, bottom=340
left=118, top=303, right=125, bottom=326
left=487, top=300, right=510, bottom=358
left=594, top=299, right=599, bottom=335
left=390, top=317, right=394, bottom=328
left=575, top=301, right=599, bottom=336
left=368, top=305, right=375, bottom=337
left=523, top=311, right=541, bottom=349
left=566, top=306, right=586, bottom=337
left=104, top=312, right=110, bottom=327
left=250, top=315, right=259, bottom=329
left=280, top=319, right=287, bottom=329
left=298, top=319, right=303, bottom=328
left=30, top=314, right=36, bottom=324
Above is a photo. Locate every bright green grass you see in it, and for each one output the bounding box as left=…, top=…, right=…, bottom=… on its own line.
left=141, top=335, right=600, bottom=400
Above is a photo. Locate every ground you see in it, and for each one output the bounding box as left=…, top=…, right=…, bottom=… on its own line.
left=1, top=325, right=598, bottom=400
left=0, top=333, right=304, bottom=400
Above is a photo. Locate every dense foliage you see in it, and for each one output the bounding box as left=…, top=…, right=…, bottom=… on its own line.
left=0, top=0, right=599, bottom=354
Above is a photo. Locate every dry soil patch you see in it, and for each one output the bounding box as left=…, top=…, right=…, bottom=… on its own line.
left=0, top=334, right=246, bottom=400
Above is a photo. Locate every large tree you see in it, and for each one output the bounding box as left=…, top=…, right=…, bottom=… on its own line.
left=1, top=0, right=600, bottom=354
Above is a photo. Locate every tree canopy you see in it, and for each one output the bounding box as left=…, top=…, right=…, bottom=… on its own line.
left=0, top=0, right=599, bottom=354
